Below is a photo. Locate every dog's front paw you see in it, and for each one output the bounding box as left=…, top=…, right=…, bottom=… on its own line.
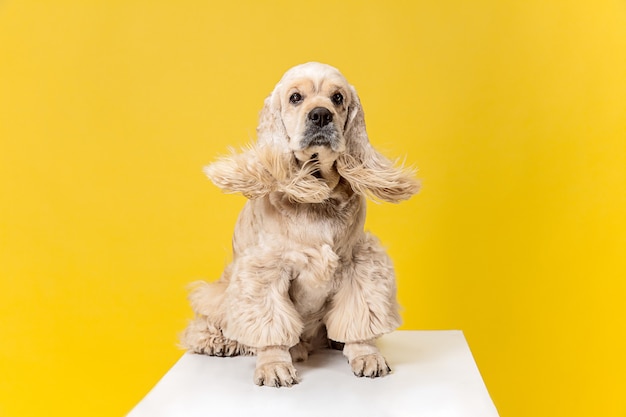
left=254, top=362, right=300, bottom=387
left=206, top=337, right=249, bottom=357
left=181, top=318, right=254, bottom=357
left=350, top=353, right=391, bottom=378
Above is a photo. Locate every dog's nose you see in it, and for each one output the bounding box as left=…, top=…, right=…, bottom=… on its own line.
left=308, top=107, right=333, bottom=127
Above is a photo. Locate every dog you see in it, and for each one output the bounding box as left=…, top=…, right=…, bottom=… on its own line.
left=181, top=62, right=420, bottom=387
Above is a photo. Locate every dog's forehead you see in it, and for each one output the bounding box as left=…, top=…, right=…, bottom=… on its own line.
left=279, top=62, right=348, bottom=92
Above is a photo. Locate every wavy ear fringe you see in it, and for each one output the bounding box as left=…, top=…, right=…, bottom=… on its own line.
left=340, top=87, right=420, bottom=203
left=204, top=145, right=332, bottom=203
left=336, top=151, right=420, bottom=203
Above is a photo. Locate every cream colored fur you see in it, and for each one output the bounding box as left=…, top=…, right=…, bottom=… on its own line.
left=181, top=62, right=420, bottom=387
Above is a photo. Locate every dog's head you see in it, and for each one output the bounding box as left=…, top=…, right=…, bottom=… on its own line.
left=259, top=62, right=361, bottom=171
left=207, top=62, right=419, bottom=203
left=274, top=63, right=351, bottom=164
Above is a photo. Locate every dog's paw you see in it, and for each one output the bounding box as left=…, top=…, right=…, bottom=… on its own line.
left=206, top=337, right=248, bottom=357
left=191, top=336, right=243, bottom=356
left=350, top=353, right=391, bottom=378
left=181, top=321, right=254, bottom=357
left=254, top=362, right=300, bottom=387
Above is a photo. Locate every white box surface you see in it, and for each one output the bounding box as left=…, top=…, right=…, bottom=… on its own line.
left=128, top=330, right=499, bottom=417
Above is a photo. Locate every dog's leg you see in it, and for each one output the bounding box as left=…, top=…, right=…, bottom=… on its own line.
left=289, top=319, right=330, bottom=362
left=343, top=339, right=391, bottom=378
left=289, top=341, right=309, bottom=362
left=181, top=278, right=255, bottom=357
left=254, top=346, right=300, bottom=387
left=324, top=233, right=401, bottom=378
left=222, top=253, right=303, bottom=348
left=218, top=252, right=305, bottom=387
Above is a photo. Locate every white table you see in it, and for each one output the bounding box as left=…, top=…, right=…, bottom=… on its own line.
left=128, top=331, right=499, bottom=417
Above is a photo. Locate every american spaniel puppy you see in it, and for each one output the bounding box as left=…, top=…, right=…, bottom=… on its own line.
left=181, top=62, right=419, bottom=387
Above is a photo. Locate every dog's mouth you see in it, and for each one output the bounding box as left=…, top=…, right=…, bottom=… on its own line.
left=300, top=126, right=342, bottom=152
left=304, top=134, right=334, bottom=148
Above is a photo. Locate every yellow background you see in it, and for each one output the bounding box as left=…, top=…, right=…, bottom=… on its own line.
left=1, top=1, right=625, bottom=416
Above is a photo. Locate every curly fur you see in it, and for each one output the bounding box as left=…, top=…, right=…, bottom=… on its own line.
left=181, top=62, right=420, bottom=387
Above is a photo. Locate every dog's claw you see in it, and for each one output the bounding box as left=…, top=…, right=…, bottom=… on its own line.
left=254, top=362, right=300, bottom=388
left=350, top=353, right=391, bottom=378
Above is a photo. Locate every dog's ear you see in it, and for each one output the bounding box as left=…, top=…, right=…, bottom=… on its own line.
left=342, top=87, right=372, bottom=159
left=205, top=82, right=333, bottom=203
left=337, top=86, right=420, bottom=203
left=257, top=86, right=289, bottom=148
left=204, top=145, right=332, bottom=203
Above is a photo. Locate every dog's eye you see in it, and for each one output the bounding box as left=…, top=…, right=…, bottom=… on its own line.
left=331, top=93, right=344, bottom=106
left=289, top=92, right=303, bottom=104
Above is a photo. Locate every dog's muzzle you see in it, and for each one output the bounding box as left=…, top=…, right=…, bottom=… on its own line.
left=300, top=107, right=341, bottom=151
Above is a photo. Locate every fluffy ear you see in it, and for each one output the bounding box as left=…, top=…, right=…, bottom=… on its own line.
left=337, top=86, right=420, bottom=203
left=205, top=83, right=332, bottom=203
left=256, top=87, right=289, bottom=148
left=204, top=145, right=332, bottom=203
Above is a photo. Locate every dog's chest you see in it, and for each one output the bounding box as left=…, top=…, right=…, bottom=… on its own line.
left=233, top=191, right=365, bottom=319
left=266, top=192, right=365, bottom=317
left=270, top=191, right=365, bottom=250
left=288, top=266, right=334, bottom=318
